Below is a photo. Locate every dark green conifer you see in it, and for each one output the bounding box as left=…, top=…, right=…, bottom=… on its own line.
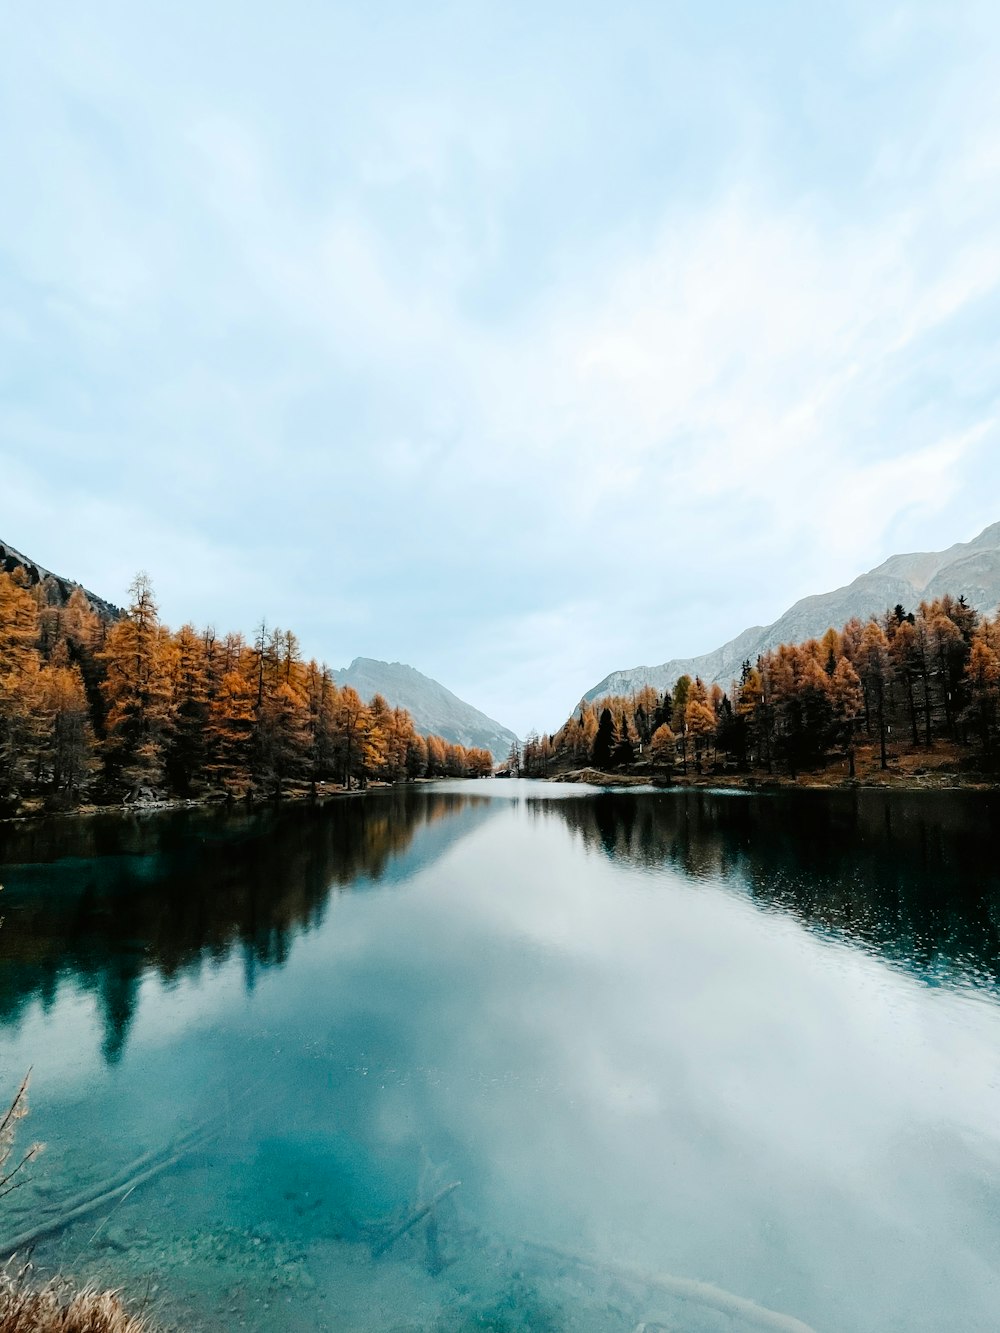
left=592, top=707, right=617, bottom=770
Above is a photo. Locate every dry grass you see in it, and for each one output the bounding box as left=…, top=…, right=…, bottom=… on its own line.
left=1, top=1080, right=155, bottom=1333
left=0, top=1267, right=150, bottom=1333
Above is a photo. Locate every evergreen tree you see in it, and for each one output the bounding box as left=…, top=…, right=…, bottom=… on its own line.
left=505, top=738, right=521, bottom=776
left=964, top=627, right=1000, bottom=762
left=592, top=707, right=616, bottom=769
left=99, top=574, right=174, bottom=793
left=165, top=624, right=210, bottom=794
left=857, top=622, right=890, bottom=770
left=0, top=569, right=43, bottom=804
left=39, top=657, right=96, bottom=803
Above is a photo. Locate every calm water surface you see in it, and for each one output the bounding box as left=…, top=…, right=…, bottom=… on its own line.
left=0, top=781, right=998, bottom=1331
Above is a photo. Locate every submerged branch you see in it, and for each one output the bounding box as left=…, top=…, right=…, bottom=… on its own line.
left=0, top=1118, right=219, bottom=1262
left=33, top=1118, right=214, bottom=1220
left=371, top=1181, right=462, bottom=1258
left=0, top=1148, right=194, bottom=1261
left=526, top=1241, right=818, bottom=1333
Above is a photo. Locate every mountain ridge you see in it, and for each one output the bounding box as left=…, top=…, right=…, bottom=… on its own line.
left=332, top=656, right=517, bottom=762
left=0, top=537, right=121, bottom=621
left=0, top=537, right=517, bottom=763
left=580, top=521, right=1000, bottom=706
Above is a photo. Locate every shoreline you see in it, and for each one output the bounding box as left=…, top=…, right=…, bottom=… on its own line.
left=542, top=765, right=999, bottom=793
left=0, top=776, right=460, bottom=828
left=2, top=765, right=996, bottom=828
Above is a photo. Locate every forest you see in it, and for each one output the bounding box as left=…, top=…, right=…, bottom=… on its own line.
left=525, top=594, right=1000, bottom=781
left=0, top=567, right=493, bottom=813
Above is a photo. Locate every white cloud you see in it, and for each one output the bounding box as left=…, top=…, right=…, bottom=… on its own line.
left=3, top=2, right=1000, bottom=731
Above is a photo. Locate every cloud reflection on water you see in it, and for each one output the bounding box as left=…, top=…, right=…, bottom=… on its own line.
left=2, top=785, right=999, bottom=1331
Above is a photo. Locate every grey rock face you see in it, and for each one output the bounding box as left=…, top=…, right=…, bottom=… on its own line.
left=581, top=521, right=1000, bottom=705
left=0, top=537, right=121, bottom=620
left=333, top=657, right=518, bottom=762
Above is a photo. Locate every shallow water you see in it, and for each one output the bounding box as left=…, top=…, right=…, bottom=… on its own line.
left=1, top=781, right=999, bottom=1331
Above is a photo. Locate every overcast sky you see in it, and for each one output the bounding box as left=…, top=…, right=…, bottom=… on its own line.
left=3, top=2, right=1000, bottom=735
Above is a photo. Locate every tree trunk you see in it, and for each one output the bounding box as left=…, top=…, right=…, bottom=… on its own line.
left=906, top=672, right=919, bottom=745
left=878, top=681, right=888, bottom=770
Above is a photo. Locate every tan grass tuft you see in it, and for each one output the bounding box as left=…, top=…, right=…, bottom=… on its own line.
left=0, top=1266, right=151, bottom=1333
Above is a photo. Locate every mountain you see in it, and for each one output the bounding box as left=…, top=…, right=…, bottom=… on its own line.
left=0, top=537, right=516, bottom=761
left=581, top=521, right=1000, bottom=705
left=0, top=538, right=121, bottom=621
left=332, top=658, right=517, bottom=763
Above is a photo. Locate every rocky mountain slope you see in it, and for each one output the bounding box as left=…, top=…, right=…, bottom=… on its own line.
left=581, top=521, right=1000, bottom=705
left=1, top=537, right=517, bottom=760
left=0, top=538, right=120, bottom=620
left=333, top=657, right=517, bottom=762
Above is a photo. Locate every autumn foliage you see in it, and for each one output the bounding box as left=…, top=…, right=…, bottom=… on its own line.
left=0, top=568, right=492, bottom=812
left=539, top=596, right=1000, bottom=779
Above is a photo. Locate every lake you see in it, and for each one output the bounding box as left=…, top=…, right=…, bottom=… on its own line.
left=1, top=781, right=998, bottom=1332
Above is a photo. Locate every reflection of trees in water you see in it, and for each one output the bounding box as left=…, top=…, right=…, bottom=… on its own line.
left=0, top=791, right=483, bottom=1064
left=5, top=787, right=997, bottom=1069
left=533, top=790, right=1000, bottom=991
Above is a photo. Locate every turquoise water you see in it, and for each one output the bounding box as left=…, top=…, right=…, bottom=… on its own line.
left=1, top=782, right=999, bottom=1331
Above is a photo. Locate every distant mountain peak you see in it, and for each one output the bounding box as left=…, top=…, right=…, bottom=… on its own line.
left=578, top=521, right=1000, bottom=709
left=350, top=656, right=420, bottom=676
left=332, top=657, right=517, bottom=762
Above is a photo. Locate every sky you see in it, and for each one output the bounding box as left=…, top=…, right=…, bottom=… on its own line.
left=3, top=1, right=1000, bottom=736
